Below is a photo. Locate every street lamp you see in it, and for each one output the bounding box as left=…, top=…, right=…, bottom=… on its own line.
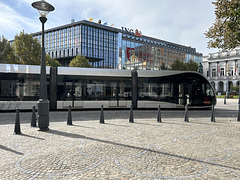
left=236, top=62, right=240, bottom=104
left=227, top=71, right=230, bottom=99
left=32, top=0, right=54, bottom=131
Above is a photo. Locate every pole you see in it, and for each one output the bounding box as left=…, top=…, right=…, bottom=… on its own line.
left=239, top=82, right=240, bottom=104
left=227, top=74, right=229, bottom=99
left=14, top=108, right=21, bottom=134
left=100, top=104, right=104, bottom=124
left=31, top=105, right=37, bottom=127
left=237, top=104, right=240, bottom=122
left=67, top=105, right=73, bottom=125
left=40, top=17, right=47, bottom=100
left=157, top=104, right=162, bottom=123
left=38, top=17, right=49, bottom=131
left=211, top=104, right=215, bottom=122
left=184, top=104, right=189, bottom=122
left=129, top=104, right=134, bottom=123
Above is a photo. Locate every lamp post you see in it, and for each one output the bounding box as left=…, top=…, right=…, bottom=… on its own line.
left=32, top=0, right=54, bottom=131
left=227, top=71, right=230, bottom=99
left=237, top=63, right=240, bottom=104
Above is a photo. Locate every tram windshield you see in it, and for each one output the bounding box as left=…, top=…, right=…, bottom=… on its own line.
left=138, top=72, right=216, bottom=106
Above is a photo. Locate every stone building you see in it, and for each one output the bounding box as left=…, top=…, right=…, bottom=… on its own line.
left=202, top=47, right=240, bottom=96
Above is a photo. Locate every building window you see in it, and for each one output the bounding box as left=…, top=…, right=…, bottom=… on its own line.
left=212, top=69, right=216, bottom=77
left=228, top=67, right=233, bottom=76
left=220, top=68, right=225, bottom=76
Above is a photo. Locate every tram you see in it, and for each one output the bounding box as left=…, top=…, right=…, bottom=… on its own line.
left=0, top=64, right=216, bottom=110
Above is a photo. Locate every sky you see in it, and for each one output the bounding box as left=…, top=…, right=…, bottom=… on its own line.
left=0, top=0, right=219, bottom=56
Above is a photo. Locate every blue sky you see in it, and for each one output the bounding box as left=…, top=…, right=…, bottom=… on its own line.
left=0, top=0, right=218, bottom=55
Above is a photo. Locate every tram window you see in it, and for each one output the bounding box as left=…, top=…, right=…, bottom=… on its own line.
left=206, top=84, right=214, bottom=96
left=0, top=80, right=17, bottom=96
left=138, top=77, right=175, bottom=102
left=57, top=76, right=132, bottom=100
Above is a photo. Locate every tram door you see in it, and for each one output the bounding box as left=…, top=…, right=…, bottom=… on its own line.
left=178, top=83, right=192, bottom=105
left=65, top=80, right=84, bottom=107
left=179, top=84, right=185, bottom=105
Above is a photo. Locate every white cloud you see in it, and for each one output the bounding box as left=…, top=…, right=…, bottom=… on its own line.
left=0, top=2, right=40, bottom=39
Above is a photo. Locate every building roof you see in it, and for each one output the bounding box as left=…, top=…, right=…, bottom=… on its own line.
left=31, top=20, right=120, bottom=36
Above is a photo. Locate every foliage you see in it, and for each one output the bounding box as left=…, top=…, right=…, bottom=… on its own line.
left=170, top=59, right=186, bottom=71
left=0, top=36, right=17, bottom=64
left=69, top=55, right=92, bottom=68
left=13, top=31, right=41, bottom=65
left=231, top=85, right=239, bottom=92
left=159, top=62, right=168, bottom=70
left=186, top=60, right=199, bottom=71
left=170, top=59, right=198, bottom=71
left=46, top=54, right=61, bottom=67
left=205, top=0, right=240, bottom=50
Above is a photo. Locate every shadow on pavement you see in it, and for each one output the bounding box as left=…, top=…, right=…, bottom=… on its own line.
left=0, top=144, right=24, bottom=155
left=44, top=129, right=240, bottom=172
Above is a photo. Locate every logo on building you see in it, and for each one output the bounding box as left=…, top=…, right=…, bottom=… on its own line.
left=121, top=27, right=142, bottom=37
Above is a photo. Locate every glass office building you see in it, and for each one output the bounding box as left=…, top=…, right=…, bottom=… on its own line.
left=119, top=32, right=202, bottom=70
left=32, top=20, right=119, bottom=68
left=31, top=20, right=202, bottom=69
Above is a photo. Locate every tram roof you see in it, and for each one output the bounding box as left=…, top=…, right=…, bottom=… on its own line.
left=137, top=69, right=197, bottom=77
left=0, top=64, right=201, bottom=79
left=0, top=64, right=50, bottom=74
left=58, top=67, right=132, bottom=77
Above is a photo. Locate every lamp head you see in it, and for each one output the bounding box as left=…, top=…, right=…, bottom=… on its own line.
left=32, top=0, right=54, bottom=18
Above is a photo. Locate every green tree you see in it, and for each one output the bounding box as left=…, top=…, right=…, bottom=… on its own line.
left=231, top=85, right=239, bottom=92
left=205, top=0, right=240, bottom=50
left=13, top=31, right=41, bottom=65
left=0, top=36, right=17, bottom=64
left=46, top=54, right=61, bottom=67
left=159, top=62, right=168, bottom=70
left=170, top=59, right=186, bottom=71
left=69, top=55, right=92, bottom=67
left=170, top=59, right=198, bottom=71
left=186, top=60, right=199, bottom=71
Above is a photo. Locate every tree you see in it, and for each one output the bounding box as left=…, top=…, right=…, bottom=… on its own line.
left=170, top=59, right=198, bottom=71
left=0, top=36, right=17, bottom=64
left=13, top=31, right=41, bottom=65
left=69, top=55, right=92, bottom=68
left=159, top=62, right=168, bottom=70
left=205, top=0, right=240, bottom=50
left=186, top=60, right=199, bottom=71
left=46, top=54, right=61, bottom=67
left=170, top=59, right=186, bottom=71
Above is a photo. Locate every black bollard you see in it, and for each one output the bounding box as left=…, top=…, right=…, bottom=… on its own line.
left=237, top=104, right=240, bottom=122
left=157, top=104, right=162, bottom=123
left=224, top=96, right=226, bottom=104
left=184, top=104, right=189, bottom=122
left=31, top=106, right=37, bottom=127
left=129, top=104, right=134, bottom=123
left=14, top=108, right=21, bottom=134
left=100, top=104, right=104, bottom=124
left=211, top=104, right=215, bottom=122
left=67, top=105, right=73, bottom=125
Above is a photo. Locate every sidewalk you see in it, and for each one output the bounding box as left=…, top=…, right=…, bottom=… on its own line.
left=0, top=100, right=240, bottom=179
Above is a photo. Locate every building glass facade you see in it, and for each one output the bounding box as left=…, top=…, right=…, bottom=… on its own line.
left=119, top=30, right=202, bottom=70
left=33, top=22, right=119, bottom=68
left=31, top=20, right=202, bottom=69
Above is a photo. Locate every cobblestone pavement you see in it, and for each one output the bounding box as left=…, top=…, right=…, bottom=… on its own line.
left=0, top=99, right=240, bottom=179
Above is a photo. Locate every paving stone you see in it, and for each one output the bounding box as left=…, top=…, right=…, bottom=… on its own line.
left=0, top=98, right=239, bottom=179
